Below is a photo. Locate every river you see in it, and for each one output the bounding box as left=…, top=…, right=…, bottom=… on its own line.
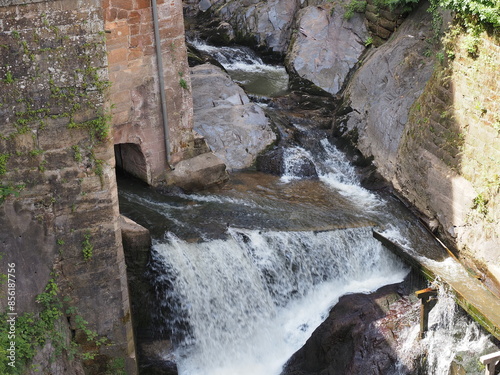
left=118, top=42, right=499, bottom=375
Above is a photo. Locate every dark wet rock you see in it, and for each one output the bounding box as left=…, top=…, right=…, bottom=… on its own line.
left=256, top=147, right=318, bottom=179
left=138, top=340, right=178, bottom=375
left=281, top=283, right=415, bottom=375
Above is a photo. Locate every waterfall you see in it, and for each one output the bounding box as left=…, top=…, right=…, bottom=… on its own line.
left=151, top=227, right=408, bottom=375
left=281, top=139, right=382, bottom=210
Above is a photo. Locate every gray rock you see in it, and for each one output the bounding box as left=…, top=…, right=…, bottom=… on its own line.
left=286, top=3, right=368, bottom=95
left=165, top=152, right=229, bottom=192
left=336, top=4, right=436, bottom=181
left=210, top=0, right=301, bottom=53
left=190, top=63, right=276, bottom=170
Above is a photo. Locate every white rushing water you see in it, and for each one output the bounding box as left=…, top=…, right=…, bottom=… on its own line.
left=394, top=285, right=498, bottom=375
left=152, top=227, right=409, bottom=375
left=190, top=39, right=289, bottom=97
left=280, top=139, right=382, bottom=211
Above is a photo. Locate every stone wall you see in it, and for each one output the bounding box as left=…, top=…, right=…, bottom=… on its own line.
left=395, top=30, right=500, bottom=293
left=106, top=0, right=199, bottom=184
left=0, top=0, right=136, bottom=373
left=335, top=6, right=500, bottom=294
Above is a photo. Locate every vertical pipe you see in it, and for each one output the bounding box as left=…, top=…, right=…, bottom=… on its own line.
left=151, top=0, right=173, bottom=169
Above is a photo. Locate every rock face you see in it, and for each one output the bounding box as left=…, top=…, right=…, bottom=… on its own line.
left=335, top=4, right=437, bottom=181
left=165, top=152, right=229, bottom=191
left=256, top=147, right=319, bottom=179
left=190, top=63, right=276, bottom=170
left=286, top=3, right=368, bottom=96
left=281, top=284, right=423, bottom=375
left=334, top=2, right=500, bottom=292
left=281, top=283, right=415, bottom=375
left=186, top=0, right=301, bottom=53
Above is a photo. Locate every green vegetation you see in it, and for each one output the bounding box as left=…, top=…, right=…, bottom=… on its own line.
left=178, top=72, right=188, bottom=90
left=0, top=185, right=24, bottom=203
left=472, top=193, right=488, bottom=216
left=3, top=71, right=14, bottom=84
left=0, top=154, right=9, bottom=175
left=82, top=232, right=94, bottom=261
left=343, top=0, right=367, bottom=19
left=0, top=277, right=111, bottom=374
left=72, top=145, right=83, bottom=163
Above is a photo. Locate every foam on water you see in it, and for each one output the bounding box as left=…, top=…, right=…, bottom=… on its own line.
left=152, top=227, right=408, bottom=375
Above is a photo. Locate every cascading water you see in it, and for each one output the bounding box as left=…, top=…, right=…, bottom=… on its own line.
left=152, top=227, right=408, bottom=375
left=394, top=285, right=499, bottom=374
left=118, top=43, right=499, bottom=375
left=189, top=39, right=289, bottom=97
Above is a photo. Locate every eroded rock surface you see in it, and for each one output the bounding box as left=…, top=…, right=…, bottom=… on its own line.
left=286, top=4, right=368, bottom=96
left=190, top=63, right=276, bottom=170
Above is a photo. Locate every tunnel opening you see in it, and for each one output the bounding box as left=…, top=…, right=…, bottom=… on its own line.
left=114, top=143, right=150, bottom=184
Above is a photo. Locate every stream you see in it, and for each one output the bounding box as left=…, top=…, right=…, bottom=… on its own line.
left=118, top=42, right=499, bottom=374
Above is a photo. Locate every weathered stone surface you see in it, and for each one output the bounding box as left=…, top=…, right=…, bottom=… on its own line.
left=106, top=0, right=200, bottom=184
left=335, top=3, right=436, bottom=181
left=185, top=0, right=300, bottom=53
left=394, top=29, right=500, bottom=292
left=190, top=63, right=276, bottom=170
left=165, top=152, right=228, bottom=191
left=286, top=3, right=368, bottom=96
left=0, top=1, right=136, bottom=373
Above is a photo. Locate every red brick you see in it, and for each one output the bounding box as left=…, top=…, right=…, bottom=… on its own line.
left=111, top=0, right=134, bottom=10
left=105, top=7, right=118, bottom=21
left=128, top=10, right=141, bottom=25
left=129, top=24, right=140, bottom=36
left=136, top=0, right=150, bottom=9
left=128, top=49, right=143, bottom=61
left=117, top=9, right=129, bottom=19
left=144, top=46, right=155, bottom=56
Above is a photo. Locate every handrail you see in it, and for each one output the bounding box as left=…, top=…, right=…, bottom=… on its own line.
left=480, top=351, right=500, bottom=375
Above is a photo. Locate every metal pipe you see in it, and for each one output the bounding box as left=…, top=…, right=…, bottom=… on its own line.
left=151, top=0, right=174, bottom=169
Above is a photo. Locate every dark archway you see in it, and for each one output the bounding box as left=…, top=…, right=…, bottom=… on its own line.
left=114, top=143, right=150, bottom=183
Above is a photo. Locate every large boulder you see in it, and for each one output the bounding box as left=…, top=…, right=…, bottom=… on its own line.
left=186, top=0, right=301, bottom=54
left=190, top=63, right=276, bottom=170
left=281, top=283, right=416, bottom=375
left=285, top=3, right=369, bottom=96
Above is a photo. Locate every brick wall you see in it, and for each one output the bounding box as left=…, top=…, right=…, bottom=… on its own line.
left=105, top=0, right=196, bottom=184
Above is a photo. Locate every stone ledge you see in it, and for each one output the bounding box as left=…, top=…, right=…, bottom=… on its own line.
left=165, top=152, right=228, bottom=192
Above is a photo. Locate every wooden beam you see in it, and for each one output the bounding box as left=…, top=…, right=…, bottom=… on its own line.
left=480, top=351, right=500, bottom=375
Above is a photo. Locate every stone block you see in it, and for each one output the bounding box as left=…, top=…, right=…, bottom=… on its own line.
left=108, top=47, right=129, bottom=65
left=165, top=152, right=228, bottom=191
left=111, top=0, right=135, bottom=10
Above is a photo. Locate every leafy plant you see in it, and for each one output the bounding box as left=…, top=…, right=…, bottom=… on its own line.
left=0, top=185, right=24, bottom=204
left=364, top=36, right=374, bottom=46
left=0, top=154, right=9, bottom=175
left=82, top=232, right=93, bottom=261
left=472, top=193, right=488, bottom=216
left=344, top=0, right=367, bottom=20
